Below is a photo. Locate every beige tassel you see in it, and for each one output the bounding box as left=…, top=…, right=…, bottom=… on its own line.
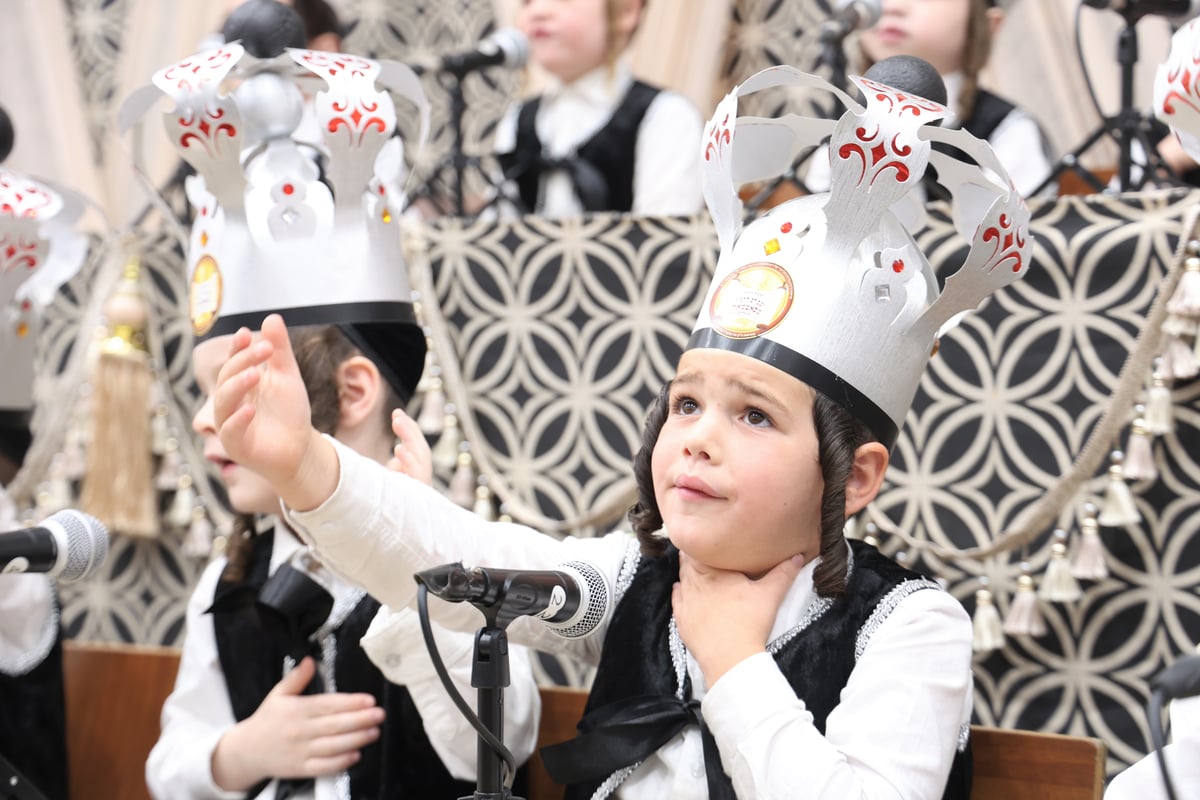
left=1145, top=364, right=1173, bottom=436
left=1122, top=416, right=1157, bottom=482
left=843, top=513, right=860, bottom=540
left=497, top=504, right=513, bottom=524
left=430, top=409, right=462, bottom=472
left=1002, top=568, right=1046, bottom=636
left=167, top=473, right=195, bottom=529
left=1039, top=529, right=1082, bottom=602
left=156, top=438, right=182, bottom=490
left=182, top=505, right=214, bottom=560
left=1071, top=502, right=1109, bottom=581
left=449, top=450, right=476, bottom=507
left=1098, top=450, right=1140, bottom=527
left=417, top=373, right=446, bottom=436
left=1163, top=334, right=1198, bottom=380
left=473, top=482, right=496, bottom=520
left=37, top=455, right=73, bottom=515
left=973, top=581, right=1005, bottom=653
left=1166, top=252, right=1200, bottom=316
left=80, top=257, right=158, bottom=538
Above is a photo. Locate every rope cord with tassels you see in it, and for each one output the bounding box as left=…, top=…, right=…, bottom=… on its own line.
left=403, top=218, right=637, bottom=536
left=867, top=203, right=1200, bottom=561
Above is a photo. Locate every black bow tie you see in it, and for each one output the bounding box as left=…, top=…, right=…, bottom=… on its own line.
left=540, top=692, right=736, bottom=799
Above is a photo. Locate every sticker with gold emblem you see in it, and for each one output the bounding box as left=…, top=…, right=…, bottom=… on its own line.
left=710, top=262, right=794, bottom=339
left=190, top=254, right=223, bottom=336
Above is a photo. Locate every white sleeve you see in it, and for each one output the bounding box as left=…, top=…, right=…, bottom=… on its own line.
left=285, top=436, right=633, bottom=664
left=145, top=559, right=245, bottom=800
left=701, top=588, right=973, bottom=800
left=631, top=90, right=705, bottom=217
left=988, top=108, right=1054, bottom=198
left=0, top=574, right=57, bottom=676
left=361, top=607, right=541, bottom=780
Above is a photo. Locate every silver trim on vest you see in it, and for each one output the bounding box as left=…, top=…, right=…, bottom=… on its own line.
left=854, top=578, right=940, bottom=661
left=613, top=536, right=642, bottom=605
left=0, top=581, right=59, bottom=676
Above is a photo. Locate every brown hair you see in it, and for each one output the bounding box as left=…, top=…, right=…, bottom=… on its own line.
left=220, top=324, right=401, bottom=580
left=629, top=381, right=875, bottom=597
left=604, top=0, right=645, bottom=70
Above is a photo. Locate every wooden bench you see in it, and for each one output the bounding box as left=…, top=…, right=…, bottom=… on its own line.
left=525, top=687, right=1108, bottom=800
left=58, top=642, right=1107, bottom=800
left=62, top=641, right=180, bottom=800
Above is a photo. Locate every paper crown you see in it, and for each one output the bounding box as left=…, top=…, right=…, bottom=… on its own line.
left=119, top=42, right=431, bottom=398
left=694, top=65, right=1031, bottom=448
left=1154, top=17, right=1200, bottom=163
left=0, top=167, right=89, bottom=423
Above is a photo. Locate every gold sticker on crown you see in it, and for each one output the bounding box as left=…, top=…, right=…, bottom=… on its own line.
left=710, top=262, right=794, bottom=339
left=190, top=254, right=223, bottom=336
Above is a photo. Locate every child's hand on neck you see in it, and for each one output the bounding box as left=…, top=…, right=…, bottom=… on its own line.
left=671, top=550, right=807, bottom=687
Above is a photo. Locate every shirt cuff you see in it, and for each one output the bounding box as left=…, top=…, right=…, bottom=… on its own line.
left=284, top=435, right=379, bottom=548
left=701, top=651, right=813, bottom=763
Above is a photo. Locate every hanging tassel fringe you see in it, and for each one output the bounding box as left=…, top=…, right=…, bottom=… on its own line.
left=1098, top=451, right=1140, bottom=527
left=1166, top=253, right=1200, bottom=316
left=1002, top=571, right=1046, bottom=637
left=1123, top=416, right=1158, bottom=482
left=973, top=583, right=1005, bottom=653
left=1039, top=529, right=1082, bottom=602
left=1071, top=503, right=1109, bottom=581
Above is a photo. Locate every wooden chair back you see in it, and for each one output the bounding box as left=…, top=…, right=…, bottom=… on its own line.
left=522, top=686, right=1108, bottom=800
left=970, top=724, right=1106, bottom=800
left=62, top=640, right=180, bottom=800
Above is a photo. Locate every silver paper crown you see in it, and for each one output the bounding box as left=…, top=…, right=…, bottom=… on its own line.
left=119, top=43, right=431, bottom=396
left=1155, top=17, right=1200, bottom=162
left=0, top=169, right=89, bottom=418
left=694, top=66, right=1032, bottom=448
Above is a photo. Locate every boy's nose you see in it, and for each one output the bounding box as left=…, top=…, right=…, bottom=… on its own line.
left=682, top=418, right=720, bottom=462
left=192, top=394, right=215, bottom=435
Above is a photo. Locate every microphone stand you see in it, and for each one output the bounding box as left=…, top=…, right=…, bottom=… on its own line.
left=469, top=623, right=516, bottom=800
left=1034, top=7, right=1181, bottom=195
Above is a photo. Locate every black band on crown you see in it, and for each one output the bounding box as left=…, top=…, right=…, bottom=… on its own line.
left=686, top=328, right=899, bottom=450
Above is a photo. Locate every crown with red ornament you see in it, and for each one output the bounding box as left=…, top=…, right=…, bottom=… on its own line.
left=119, top=33, right=431, bottom=398
left=1154, top=17, right=1200, bottom=163
left=693, top=61, right=1032, bottom=448
left=0, top=139, right=90, bottom=422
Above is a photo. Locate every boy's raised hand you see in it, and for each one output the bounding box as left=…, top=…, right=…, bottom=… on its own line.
left=212, top=314, right=338, bottom=511
left=387, top=408, right=433, bottom=486
left=211, top=656, right=385, bottom=790
left=672, top=551, right=806, bottom=687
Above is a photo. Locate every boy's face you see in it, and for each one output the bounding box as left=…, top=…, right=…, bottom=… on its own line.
left=861, top=0, right=973, bottom=76
left=192, top=335, right=281, bottom=517
left=651, top=348, right=824, bottom=577
left=518, top=0, right=629, bottom=83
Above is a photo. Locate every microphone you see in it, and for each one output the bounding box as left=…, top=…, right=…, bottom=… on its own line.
left=416, top=560, right=611, bottom=638
left=1152, top=653, right=1200, bottom=701
left=1083, top=0, right=1200, bottom=22
left=820, top=0, right=883, bottom=43
left=863, top=54, right=949, bottom=107
left=426, top=28, right=528, bottom=78
left=0, top=510, right=110, bottom=582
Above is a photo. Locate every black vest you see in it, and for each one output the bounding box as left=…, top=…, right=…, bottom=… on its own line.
left=563, top=541, right=972, bottom=799
left=927, top=88, right=1043, bottom=202
left=500, top=80, right=661, bottom=214
left=210, top=528, right=475, bottom=799
left=0, top=622, right=69, bottom=800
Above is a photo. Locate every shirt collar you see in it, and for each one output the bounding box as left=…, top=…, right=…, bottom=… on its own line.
left=543, top=55, right=635, bottom=107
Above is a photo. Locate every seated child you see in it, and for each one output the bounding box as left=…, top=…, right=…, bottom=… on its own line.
left=207, top=59, right=1033, bottom=798
left=494, top=0, right=704, bottom=217
left=807, top=0, right=1053, bottom=199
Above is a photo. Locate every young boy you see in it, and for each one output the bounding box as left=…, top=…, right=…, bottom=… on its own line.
left=494, top=0, right=704, bottom=217
left=208, top=60, right=1031, bottom=798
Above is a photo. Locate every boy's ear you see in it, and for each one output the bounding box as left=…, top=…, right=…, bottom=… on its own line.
left=335, top=355, right=383, bottom=428
left=844, top=442, right=889, bottom=517
left=986, top=6, right=1004, bottom=39
left=613, top=0, right=643, bottom=42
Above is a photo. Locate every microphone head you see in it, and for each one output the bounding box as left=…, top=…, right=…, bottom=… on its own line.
left=0, top=104, right=13, bottom=164
left=488, top=27, right=529, bottom=69
left=545, top=560, right=611, bottom=639
left=222, top=0, right=308, bottom=59
left=837, top=0, right=882, bottom=28
left=863, top=54, right=948, bottom=108
left=44, top=510, right=109, bottom=582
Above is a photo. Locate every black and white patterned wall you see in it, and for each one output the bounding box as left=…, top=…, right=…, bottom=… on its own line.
left=16, top=0, right=1200, bottom=778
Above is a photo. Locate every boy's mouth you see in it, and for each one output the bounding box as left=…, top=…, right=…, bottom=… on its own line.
left=673, top=475, right=722, bottom=499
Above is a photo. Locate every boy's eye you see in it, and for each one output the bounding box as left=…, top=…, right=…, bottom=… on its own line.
left=745, top=408, right=771, bottom=427
left=671, top=396, right=699, bottom=415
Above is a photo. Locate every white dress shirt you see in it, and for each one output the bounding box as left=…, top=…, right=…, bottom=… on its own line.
left=287, top=437, right=975, bottom=800
left=493, top=57, right=704, bottom=218
left=805, top=72, right=1053, bottom=200
left=145, top=521, right=540, bottom=800
left=0, top=574, right=57, bottom=677
left=1106, top=693, right=1200, bottom=800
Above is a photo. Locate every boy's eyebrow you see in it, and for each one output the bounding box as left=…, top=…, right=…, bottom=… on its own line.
left=673, top=369, right=785, bottom=409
